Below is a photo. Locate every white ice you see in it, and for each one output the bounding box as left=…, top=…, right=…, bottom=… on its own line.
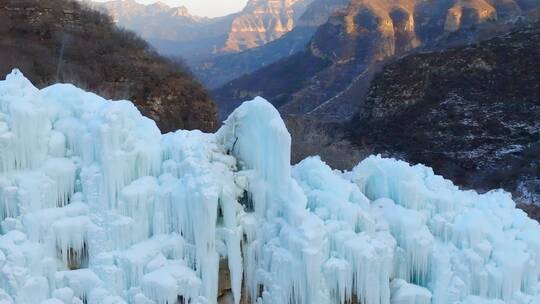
left=0, top=70, right=539, bottom=304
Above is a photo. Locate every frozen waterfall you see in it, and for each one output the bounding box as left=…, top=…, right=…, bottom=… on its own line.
left=0, top=70, right=539, bottom=304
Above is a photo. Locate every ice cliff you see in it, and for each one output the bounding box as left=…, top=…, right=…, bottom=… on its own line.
left=0, top=70, right=539, bottom=304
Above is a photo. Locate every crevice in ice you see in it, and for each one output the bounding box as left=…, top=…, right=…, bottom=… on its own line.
left=238, top=190, right=254, bottom=213
left=216, top=204, right=224, bottom=227
left=229, top=135, right=239, bottom=157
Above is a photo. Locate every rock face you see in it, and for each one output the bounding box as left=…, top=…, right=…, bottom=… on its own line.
left=0, top=0, right=217, bottom=133
left=213, top=0, right=540, bottom=120
left=444, top=0, right=498, bottom=32
left=222, top=0, right=314, bottom=53
left=194, top=0, right=349, bottom=89
left=348, top=22, right=540, bottom=217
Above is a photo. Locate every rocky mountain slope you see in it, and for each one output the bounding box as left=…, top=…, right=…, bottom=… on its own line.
left=193, top=0, right=350, bottom=89
left=213, top=0, right=540, bottom=120
left=0, top=0, right=217, bottom=132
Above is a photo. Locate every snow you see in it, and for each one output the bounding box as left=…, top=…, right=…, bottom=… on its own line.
left=0, top=70, right=539, bottom=304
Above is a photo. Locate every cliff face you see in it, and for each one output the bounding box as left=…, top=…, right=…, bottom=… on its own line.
left=0, top=0, right=217, bottom=133
left=349, top=22, right=540, bottom=211
left=222, top=0, right=314, bottom=52
left=213, top=0, right=540, bottom=120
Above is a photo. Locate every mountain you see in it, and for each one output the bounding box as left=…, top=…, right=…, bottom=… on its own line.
left=193, top=0, right=350, bottom=89
left=0, top=0, right=217, bottom=132
left=222, top=0, right=315, bottom=53
left=213, top=0, right=540, bottom=120
left=1, top=72, right=539, bottom=303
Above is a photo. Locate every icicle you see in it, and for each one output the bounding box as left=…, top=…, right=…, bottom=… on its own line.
left=323, top=257, right=352, bottom=304
left=52, top=216, right=92, bottom=269
left=0, top=70, right=50, bottom=171
left=0, top=127, right=16, bottom=173
left=43, top=158, right=76, bottom=207
left=53, top=117, right=88, bottom=158
left=15, top=172, right=57, bottom=213
left=331, top=230, right=395, bottom=304
left=219, top=192, right=243, bottom=304
left=0, top=184, right=18, bottom=220
left=119, top=177, right=159, bottom=242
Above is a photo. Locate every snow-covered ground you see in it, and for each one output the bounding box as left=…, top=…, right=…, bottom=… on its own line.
left=0, top=70, right=539, bottom=304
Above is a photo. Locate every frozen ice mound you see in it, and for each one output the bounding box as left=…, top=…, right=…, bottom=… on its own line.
left=0, top=70, right=539, bottom=304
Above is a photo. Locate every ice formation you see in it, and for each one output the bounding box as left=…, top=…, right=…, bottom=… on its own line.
left=0, top=69, right=539, bottom=304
